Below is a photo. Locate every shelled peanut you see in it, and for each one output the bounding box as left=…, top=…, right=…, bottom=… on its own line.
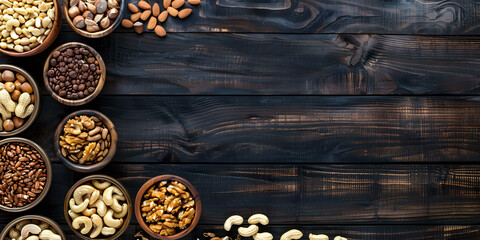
left=67, top=0, right=120, bottom=32
left=0, top=0, right=55, bottom=52
left=121, top=0, right=200, bottom=37
left=59, top=115, right=111, bottom=164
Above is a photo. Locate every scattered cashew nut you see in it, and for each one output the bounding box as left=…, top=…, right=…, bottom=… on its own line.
left=253, top=232, right=273, bottom=240
left=69, top=198, right=90, bottom=213
left=90, top=214, right=103, bottom=238
left=310, top=233, right=329, bottom=240
left=101, top=227, right=116, bottom=236
left=21, top=224, right=41, bottom=238
left=224, top=215, right=243, bottom=231
left=103, top=209, right=124, bottom=228
left=72, top=216, right=93, bottom=235
left=238, top=225, right=259, bottom=237
left=280, top=229, right=303, bottom=240
left=248, top=214, right=269, bottom=225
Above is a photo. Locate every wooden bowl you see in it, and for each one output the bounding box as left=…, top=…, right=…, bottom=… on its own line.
left=64, top=0, right=125, bottom=38
left=54, top=109, right=117, bottom=173
left=0, top=215, right=66, bottom=239
left=0, top=138, right=52, bottom=212
left=135, top=175, right=202, bottom=240
left=64, top=175, right=132, bottom=240
left=0, top=0, right=61, bottom=57
left=43, top=42, right=106, bottom=106
left=0, top=65, right=40, bottom=137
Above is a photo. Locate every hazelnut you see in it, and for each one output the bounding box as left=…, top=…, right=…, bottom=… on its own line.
left=107, top=8, right=118, bottom=19
left=30, top=94, right=34, bottom=104
left=2, top=70, right=14, bottom=82
left=12, top=117, right=24, bottom=128
left=4, top=82, right=14, bottom=92
left=3, top=119, right=14, bottom=131
left=73, top=15, right=85, bottom=28
left=10, top=90, right=21, bottom=101
left=15, top=73, right=26, bottom=83
left=21, top=82, right=33, bottom=94
left=68, top=6, right=81, bottom=18
left=100, top=17, right=110, bottom=29
left=134, top=22, right=143, bottom=34
left=14, top=80, right=21, bottom=90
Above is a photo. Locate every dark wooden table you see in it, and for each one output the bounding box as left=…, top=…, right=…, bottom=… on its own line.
left=1, top=0, right=480, bottom=239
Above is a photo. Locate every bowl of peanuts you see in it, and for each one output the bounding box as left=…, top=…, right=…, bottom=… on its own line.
left=135, top=175, right=201, bottom=240
left=0, top=0, right=62, bottom=57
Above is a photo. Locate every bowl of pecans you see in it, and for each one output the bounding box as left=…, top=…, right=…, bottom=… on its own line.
left=0, top=138, right=52, bottom=212
left=54, top=109, right=117, bottom=173
left=135, top=175, right=201, bottom=240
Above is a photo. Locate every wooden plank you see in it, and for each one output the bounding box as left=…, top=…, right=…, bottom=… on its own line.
left=57, top=0, right=480, bottom=34
left=5, top=33, right=480, bottom=95
left=1, top=164, right=480, bottom=225
left=21, top=96, right=480, bottom=163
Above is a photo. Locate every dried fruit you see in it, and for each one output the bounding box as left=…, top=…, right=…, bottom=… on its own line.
left=154, top=25, right=166, bottom=37
left=147, top=17, right=157, bottom=30
left=178, top=8, right=192, bottom=19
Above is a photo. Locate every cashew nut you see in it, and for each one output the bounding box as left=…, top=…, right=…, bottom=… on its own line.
left=310, top=234, right=329, bottom=240
left=101, top=227, right=116, bottom=236
left=333, top=237, right=347, bottom=240
left=14, top=92, right=33, bottom=118
left=248, top=214, right=269, bottom=225
left=82, top=207, right=97, bottom=217
left=93, top=197, right=107, bottom=217
left=103, top=209, right=124, bottom=228
left=16, top=220, right=31, bottom=230
left=92, top=179, right=111, bottom=190
left=73, top=185, right=96, bottom=205
left=89, top=189, right=101, bottom=205
left=69, top=198, right=89, bottom=213
left=68, top=210, right=82, bottom=220
left=25, top=236, right=39, bottom=240
left=72, top=216, right=93, bottom=235
left=0, top=89, right=16, bottom=112
left=113, top=203, right=129, bottom=218
left=21, top=224, right=41, bottom=238
left=39, top=229, right=62, bottom=240
left=280, top=229, right=303, bottom=240
left=8, top=228, right=19, bottom=238
left=238, top=225, right=259, bottom=237
left=90, top=214, right=103, bottom=238
left=113, top=194, right=126, bottom=201
left=224, top=215, right=243, bottom=231
left=103, top=186, right=123, bottom=206
left=253, top=232, right=273, bottom=240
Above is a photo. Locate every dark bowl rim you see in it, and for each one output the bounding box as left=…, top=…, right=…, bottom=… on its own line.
left=0, top=214, right=67, bottom=239
left=54, top=109, right=117, bottom=173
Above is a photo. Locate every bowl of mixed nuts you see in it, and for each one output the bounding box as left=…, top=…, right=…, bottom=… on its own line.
left=54, top=109, right=117, bottom=173
left=64, top=174, right=132, bottom=240
left=64, top=0, right=124, bottom=38
left=0, top=0, right=62, bottom=57
left=135, top=175, right=201, bottom=240
left=0, top=137, right=52, bottom=212
left=0, top=65, right=40, bottom=136
left=0, top=215, right=66, bottom=240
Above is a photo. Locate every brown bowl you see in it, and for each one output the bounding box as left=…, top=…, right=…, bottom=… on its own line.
left=54, top=109, right=117, bottom=173
left=0, top=65, right=40, bottom=136
left=43, top=42, right=106, bottom=106
left=0, top=0, right=61, bottom=57
left=0, top=138, right=52, bottom=212
left=0, top=215, right=66, bottom=239
left=135, top=175, right=202, bottom=240
left=64, top=175, right=132, bottom=240
left=64, top=0, right=125, bottom=38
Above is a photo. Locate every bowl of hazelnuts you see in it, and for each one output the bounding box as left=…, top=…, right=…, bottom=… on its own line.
left=0, top=65, right=40, bottom=136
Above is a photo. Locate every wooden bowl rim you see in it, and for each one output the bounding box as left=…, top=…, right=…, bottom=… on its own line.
left=0, top=137, right=52, bottom=212
left=63, top=174, right=132, bottom=240
left=0, top=0, right=62, bottom=57
left=135, top=175, right=202, bottom=240
left=63, top=0, right=125, bottom=38
left=0, top=65, right=40, bottom=137
left=43, top=42, right=106, bottom=106
left=0, top=215, right=67, bottom=239
left=54, top=109, right=117, bottom=173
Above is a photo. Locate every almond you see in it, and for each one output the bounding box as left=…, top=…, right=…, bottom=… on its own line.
left=128, top=3, right=139, bottom=13
left=130, top=12, right=141, bottom=22
left=121, top=19, right=134, bottom=28
left=158, top=10, right=168, bottom=22
left=134, top=21, right=143, bottom=34
left=163, top=0, right=171, bottom=9
left=152, top=3, right=160, bottom=17
left=147, top=16, right=157, bottom=30
left=171, top=0, right=184, bottom=9
left=138, top=0, right=151, bottom=10
left=167, top=7, right=178, bottom=17
left=140, top=10, right=151, bottom=20
left=154, top=25, right=166, bottom=37
left=187, top=0, right=201, bottom=5
left=178, top=8, right=191, bottom=19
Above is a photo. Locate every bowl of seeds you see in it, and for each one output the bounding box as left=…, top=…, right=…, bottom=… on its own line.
left=54, top=109, right=117, bottom=173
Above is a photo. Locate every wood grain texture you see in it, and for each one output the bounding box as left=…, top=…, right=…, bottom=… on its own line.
left=4, top=33, right=480, bottom=95
left=1, top=164, right=480, bottom=226
left=58, top=0, right=480, bottom=34
left=19, top=96, right=480, bottom=163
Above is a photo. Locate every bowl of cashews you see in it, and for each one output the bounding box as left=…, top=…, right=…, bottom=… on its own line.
left=0, top=215, right=66, bottom=240
left=64, top=174, right=132, bottom=240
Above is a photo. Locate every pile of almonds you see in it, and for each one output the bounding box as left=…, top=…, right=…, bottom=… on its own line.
left=68, top=0, right=121, bottom=32
left=121, top=0, right=201, bottom=37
